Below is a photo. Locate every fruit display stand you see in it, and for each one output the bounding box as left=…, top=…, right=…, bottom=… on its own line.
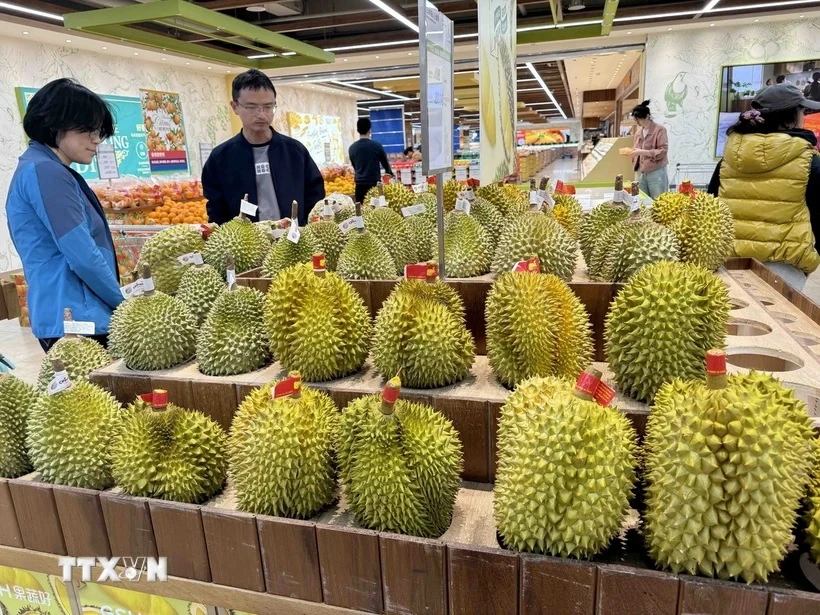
left=580, top=137, right=635, bottom=183
left=4, top=259, right=820, bottom=614
left=0, top=269, right=21, bottom=321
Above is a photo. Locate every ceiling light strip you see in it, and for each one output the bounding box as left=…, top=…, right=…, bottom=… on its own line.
left=330, top=81, right=412, bottom=100
left=526, top=63, right=568, bottom=120
left=0, top=1, right=64, bottom=21
left=365, top=0, right=419, bottom=33
left=615, top=0, right=816, bottom=23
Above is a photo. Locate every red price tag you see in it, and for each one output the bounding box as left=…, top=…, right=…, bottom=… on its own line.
left=312, top=254, right=327, bottom=272
left=427, top=176, right=437, bottom=185
left=678, top=181, right=696, bottom=197
left=512, top=257, right=541, bottom=273
left=404, top=263, right=438, bottom=280
left=310, top=215, right=320, bottom=223
left=139, top=392, right=154, bottom=404
left=381, top=382, right=400, bottom=404
left=382, top=175, right=392, bottom=185
left=273, top=375, right=301, bottom=399
left=575, top=371, right=600, bottom=397
left=200, top=224, right=214, bottom=240
left=594, top=381, right=616, bottom=407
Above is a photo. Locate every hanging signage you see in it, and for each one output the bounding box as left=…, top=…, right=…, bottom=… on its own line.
left=478, top=0, right=517, bottom=183
left=419, top=0, right=454, bottom=175
left=140, top=89, right=189, bottom=174
left=96, top=143, right=120, bottom=180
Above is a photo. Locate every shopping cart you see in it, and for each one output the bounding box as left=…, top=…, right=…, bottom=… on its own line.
left=670, top=163, right=717, bottom=191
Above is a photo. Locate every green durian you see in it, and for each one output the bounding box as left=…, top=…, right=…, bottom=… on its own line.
left=0, top=374, right=38, bottom=478
left=486, top=271, right=593, bottom=388
left=229, top=376, right=338, bottom=518
left=429, top=178, right=464, bottom=212
left=469, top=196, right=504, bottom=250
left=304, top=207, right=346, bottom=272
left=176, top=263, right=227, bottom=326
left=363, top=207, right=415, bottom=273
left=309, top=195, right=355, bottom=223
left=415, top=191, right=438, bottom=210
left=678, top=192, right=735, bottom=271
left=651, top=191, right=690, bottom=227
left=203, top=215, right=271, bottom=276
left=336, top=377, right=462, bottom=537
left=579, top=202, right=631, bottom=264
left=264, top=262, right=370, bottom=381
left=605, top=261, right=730, bottom=402
left=365, top=182, right=415, bottom=215
left=37, top=312, right=111, bottom=392
left=27, top=370, right=119, bottom=489
left=260, top=212, right=317, bottom=278
left=588, top=219, right=680, bottom=283
left=494, top=373, right=637, bottom=557
left=442, top=211, right=491, bottom=278
left=138, top=225, right=205, bottom=294
left=476, top=183, right=529, bottom=217
left=550, top=194, right=584, bottom=239
left=197, top=285, right=269, bottom=376
left=645, top=361, right=815, bottom=583
left=372, top=278, right=475, bottom=388
left=491, top=213, right=578, bottom=281
left=336, top=217, right=398, bottom=281
left=110, top=393, right=227, bottom=503
left=405, top=213, right=436, bottom=263
left=108, top=267, right=198, bottom=371
left=806, top=447, right=820, bottom=564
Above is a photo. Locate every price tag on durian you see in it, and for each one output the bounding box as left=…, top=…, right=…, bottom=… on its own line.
left=417, top=174, right=427, bottom=185
left=120, top=279, right=144, bottom=299
left=377, top=195, right=387, bottom=208
left=412, top=183, right=427, bottom=194
left=539, top=189, right=555, bottom=207
left=594, top=380, right=617, bottom=407
left=464, top=188, right=475, bottom=201
left=400, top=168, right=413, bottom=185
left=177, top=252, right=203, bottom=266
left=240, top=199, right=258, bottom=217
left=272, top=227, right=286, bottom=240
left=273, top=374, right=301, bottom=399
left=141, top=276, right=155, bottom=292
left=455, top=197, right=471, bottom=215
left=322, top=202, right=334, bottom=217
left=529, top=191, right=544, bottom=209
left=340, top=216, right=364, bottom=234
left=512, top=257, right=541, bottom=273
left=405, top=263, right=438, bottom=280
left=330, top=201, right=342, bottom=213
left=64, top=320, right=96, bottom=335
left=402, top=204, right=427, bottom=218
left=47, top=370, right=71, bottom=396
left=226, top=269, right=237, bottom=288
left=612, top=190, right=630, bottom=205
left=455, top=167, right=468, bottom=181
left=287, top=219, right=301, bottom=244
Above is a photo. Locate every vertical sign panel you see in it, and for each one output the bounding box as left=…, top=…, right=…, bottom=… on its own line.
left=369, top=106, right=407, bottom=154
left=140, top=89, right=190, bottom=174
left=420, top=0, right=454, bottom=175
left=478, top=0, right=517, bottom=183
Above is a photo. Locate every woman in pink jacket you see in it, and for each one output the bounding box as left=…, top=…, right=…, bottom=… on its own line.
left=629, top=100, right=669, bottom=199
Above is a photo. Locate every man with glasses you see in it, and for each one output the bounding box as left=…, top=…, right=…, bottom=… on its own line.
left=203, top=69, right=324, bottom=225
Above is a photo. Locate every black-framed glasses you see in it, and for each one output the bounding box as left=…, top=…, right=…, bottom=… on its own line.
left=236, top=102, right=277, bottom=114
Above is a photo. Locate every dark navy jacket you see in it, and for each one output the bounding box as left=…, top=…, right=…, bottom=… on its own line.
left=202, top=129, right=325, bottom=226
left=6, top=142, right=123, bottom=339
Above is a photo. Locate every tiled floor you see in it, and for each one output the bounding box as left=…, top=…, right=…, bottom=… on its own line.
left=0, top=318, right=45, bottom=385
left=536, top=155, right=580, bottom=184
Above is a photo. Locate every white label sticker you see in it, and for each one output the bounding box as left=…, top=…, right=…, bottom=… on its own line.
left=177, top=252, right=203, bottom=266
left=455, top=198, right=471, bottom=215
left=417, top=174, right=427, bottom=185
left=442, top=171, right=452, bottom=182
left=120, top=279, right=143, bottom=299
left=412, top=183, right=427, bottom=194
left=330, top=201, right=342, bottom=213
left=255, top=162, right=270, bottom=176
left=377, top=195, right=387, bottom=208
left=400, top=168, right=413, bottom=185
left=613, top=190, right=630, bottom=204
left=540, top=190, right=555, bottom=207
left=287, top=220, right=301, bottom=244
left=603, top=193, right=615, bottom=202
left=47, top=370, right=71, bottom=396
left=529, top=191, right=544, bottom=209
left=465, top=188, right=475, bottom=201
left=455, top=167, right=468, bottom=181
left=64, top=320, right=95, bottom=335
left=227, top=269, right=237, bottom=288
left=322, top=202, right=334, bottom=217
left=272, top=227, right=286, bottom=240
left=96, top=143, right=119, bottom=180
left=402, top=204, right=427, bottom=217
left=340, top=216, right=364, bottom=234
left=240, top=199, right=258, bottom=216
left=142, top=276, right=155, bottom=292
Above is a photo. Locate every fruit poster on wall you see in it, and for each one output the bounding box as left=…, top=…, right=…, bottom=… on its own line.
left=77, top=581, right=208, bottom=615
left=0, top=565, right=70, bottom=614
left=478, top=0, right=516, bottom=183
left=140, top=89, right=189, bottom=174
left=285, top=112, right=344, bottom=167
left=15, top=87, right=150, bottom=180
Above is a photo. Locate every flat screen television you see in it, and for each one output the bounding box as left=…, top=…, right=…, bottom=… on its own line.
left=716, top=59, right=820, bottom=157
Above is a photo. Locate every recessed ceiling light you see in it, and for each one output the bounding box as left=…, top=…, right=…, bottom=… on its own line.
left=375, top=55, right=379, bottom=58
left=133, top=52, right=138, bottom=55
left=247, top=5, right=266, bottom=11
left=207, top=66, right=212, bottom=69
left=162, top=57, right=166, bottom=61
left=710, top=23, right=715, bottom=26
left=667, top=27, right=672, bottom=30
left=227, top=70, right=231, bottom=73
left=185, top=62, right=190, bottom=65
left=65, top=39, right=71, bottom=43
left=102, top=46, right=107, bottom=50
left=22, top=31, right=29, bottom=35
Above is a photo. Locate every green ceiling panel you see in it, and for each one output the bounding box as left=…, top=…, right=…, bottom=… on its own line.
left=601, top=0, right=620, bottom=36
left=63, top=0, right=334, bottom=69
left=516, top=24, right=603, bottom=46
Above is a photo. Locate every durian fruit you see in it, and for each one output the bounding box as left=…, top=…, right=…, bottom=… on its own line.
left=108, top=266, right=198, bottom=371
left=470, top=196, right=504, bottom=249
left=486, top=270, right=593, bottom=388
left=579, top=200, right=631, bottom=265
left=405, top=213, right=436, bottom=263
left=605, top=261, right=730, bottom=402
left=651, top=191, right=690, bottom=227
left=197, top=273, right=269, bottom=376
left=415, top=191, right=438, bottom=210
left=264, top=260, right=371, bottom=381
left=372, top=277, right=475, bottom=388
left=176, top=262, right=227, bottom=325
left=309, top=195, right=355, bottom=222
left=337, top=204, right=398, bottom=280
left=644, top=350, right=815, bottom=583
left=671, top=192, right=735, bottom=271
left=336, top=376, right=462, bottom=537
left=203, top=213, right=271, bottom=276
left=476, top=183, right=529, bottom=217
left=363, top=207, right=415, bottom=274
left=229, top=373, right=338, bottom=518
left=0, top=374, right=38, bottom=478
left=428, top=178, right=464, bottom=212
left=551, top=194, right=585, bottom=239
left=491, top=213, right=578, bottom=281
left=137, top=225, right=205, bottom=294
left=36, top=309, right=111, bottom=392
left=587, top=219, right=680, bottom=283
left=304, top=200, right=347, bottom=271
left=442, top=211, right=492, bottom=278
left=365, top=182, right=415, bottom=215
left=27, top=360, right=119, bottom=489
left=806, top=450, right=820, bottom=564
left=261, top=201, right=317, bottom=278
left=494, top=370, right=637, bottom=557
left=111, top=390, right=227, bottom=503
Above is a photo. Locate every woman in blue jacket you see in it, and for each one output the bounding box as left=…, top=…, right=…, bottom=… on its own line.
left=6, top=78, right=123, bottom=352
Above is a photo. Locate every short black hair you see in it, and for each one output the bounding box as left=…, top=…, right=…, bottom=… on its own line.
left=357, top=118, right=372, bottom=135
left=232, top=69, right=276, bottom=102
left=23, top=78, right=114, bottom=147
left=813, top=72, right=820, bottom=82
left=776, top=75, right=786, bottom=84
left=630, top=100, right=652, bottom=120
left=403, top=146, right=413, bottom=156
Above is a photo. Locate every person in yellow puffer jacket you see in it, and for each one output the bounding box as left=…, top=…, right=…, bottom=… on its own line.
left=709, top=83, right=820, bottom=290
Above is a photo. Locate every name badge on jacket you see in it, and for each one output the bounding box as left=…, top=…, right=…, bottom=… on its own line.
left=256, top=162, right=270, bottom=175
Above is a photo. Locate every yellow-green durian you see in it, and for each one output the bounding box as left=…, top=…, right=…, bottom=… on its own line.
left=578, top=202, right=631, bottom=264
left=442, top=211, right=492, bottom=278
left=138, top=225, right=205, bottom=294
left=260, top=220, right=317, bottom=279
left=363, top=207, right=415, bottom=273
left=550, top=194, right=585, bottom=239
left=176, top=263, right=227, bottom=326
left=365, top=183, right=415, bottom=215
left=0, top=374, right=38, bottom=478
left=36, top=331, right=111, bottom=392
left=491, top=213, right=578, bottom=281
left=203, top=215, right=271, bottom=276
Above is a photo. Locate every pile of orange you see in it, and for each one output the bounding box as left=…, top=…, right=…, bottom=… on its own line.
left=147, top=198, right=208, bottom=225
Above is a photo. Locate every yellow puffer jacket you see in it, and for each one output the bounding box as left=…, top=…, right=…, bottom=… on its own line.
left=719, top=132, right=820, bottom=273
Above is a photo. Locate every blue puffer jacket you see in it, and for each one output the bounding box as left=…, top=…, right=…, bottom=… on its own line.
left=6, top=142, right=123, bottom=339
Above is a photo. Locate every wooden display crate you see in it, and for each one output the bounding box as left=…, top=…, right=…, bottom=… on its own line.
left=3, top=259, right=819, bottom=614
